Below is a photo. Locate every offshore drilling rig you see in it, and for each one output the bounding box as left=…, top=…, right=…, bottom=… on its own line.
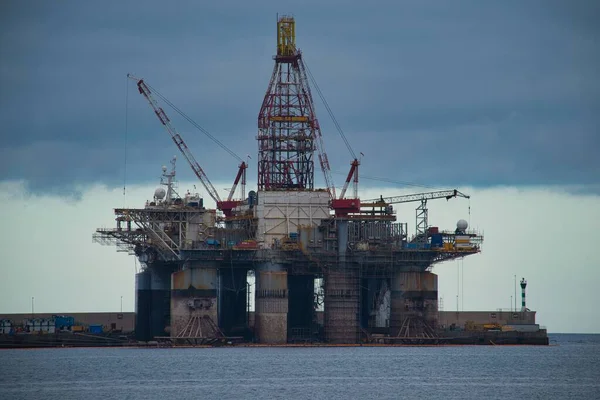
left=93, top=16, right=483, bottom=345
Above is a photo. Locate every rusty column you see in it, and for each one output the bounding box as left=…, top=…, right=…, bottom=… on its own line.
left=254, top=262, right=288, bottom=343
left=170, top=263, right=219, bottom=339
left=390, top=271, right=438, bottom=337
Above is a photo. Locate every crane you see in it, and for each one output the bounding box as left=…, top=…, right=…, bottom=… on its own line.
left=363, top=189, right=470, bottom=206
left=128, top=74, right=246, bottom=217
left=363, top=189, right=470, bottom=239
left=338, top=158, right=360, bottom=200
left=330, top=158, right=361, bottom=217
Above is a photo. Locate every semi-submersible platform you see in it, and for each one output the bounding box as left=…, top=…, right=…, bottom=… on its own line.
left=93, top=16, right=488, bottom=345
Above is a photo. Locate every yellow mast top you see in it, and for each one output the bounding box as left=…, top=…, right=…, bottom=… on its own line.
left=277, top=16, right=296, bottom=57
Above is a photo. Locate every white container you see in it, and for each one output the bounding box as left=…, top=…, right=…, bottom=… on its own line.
left=455, top=243, right=473, bottom=248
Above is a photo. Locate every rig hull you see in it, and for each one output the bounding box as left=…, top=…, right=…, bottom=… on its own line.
left=89, top=16, right=547, bottom=346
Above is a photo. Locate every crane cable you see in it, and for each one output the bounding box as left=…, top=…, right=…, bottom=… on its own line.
left=123, top=74, right=129, bottom=206
left=303, top=60, right=450, bottom=193
left=468, top=197, right=471, bottom=228
left=144, top=82, right=244, bottom=164
left=331, top=170, right=439, bottom=190
left=303, top=60, right=357, bottom=160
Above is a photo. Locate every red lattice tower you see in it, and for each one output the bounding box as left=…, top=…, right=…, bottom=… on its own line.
left=257, top=16, right=322, bottom=192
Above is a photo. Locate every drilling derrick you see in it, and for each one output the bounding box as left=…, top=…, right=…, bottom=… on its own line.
left=253, top=16, right=332, bottom=249
left=254, top=16, right=333, bottom=344
left=258, top=16, right=321, bottom=191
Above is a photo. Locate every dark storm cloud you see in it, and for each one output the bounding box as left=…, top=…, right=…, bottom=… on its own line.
left=0, top=0, right=598, bottom=194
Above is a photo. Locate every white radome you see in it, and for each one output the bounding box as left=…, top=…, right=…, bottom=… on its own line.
left=154, top=187, right=166, bottom=200
left=457, top=219, right=468, bottom=230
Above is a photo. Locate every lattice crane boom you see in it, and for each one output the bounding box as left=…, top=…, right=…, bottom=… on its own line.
left=227, top=161, right=247, bottom=202
left=364, top=189, right=470, bottom=239
left=128, top=74, right=222, bottom=204
left=338, top=158, right=360, bottom=200
left=364, top=189, right=470, bottom=205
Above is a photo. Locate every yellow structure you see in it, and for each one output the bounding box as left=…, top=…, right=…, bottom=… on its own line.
left=269, top=116, right=308, bottom=122
left=464, top=320, right=484, bottom=331
left=483, top=323, right=502, bottom=331
left=277, top=16, right=296, bottom=56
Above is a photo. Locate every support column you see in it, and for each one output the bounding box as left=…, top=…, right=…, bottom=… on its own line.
left=149, top=267, right=171, bottom=339
left=135, top=270, right=151, bottom=341
left=218, top=267, right=249, bottom=337
left=390, top=271, right=438, bottom=337
left=324, top=219, right=359, bottom=343
left=288, top=274, right=315, bottom=341
left=324, top=268, right=360, bottom=343
left=255, top=262, right=288, bottom=343
left=170, top=265, right=219, bottom=339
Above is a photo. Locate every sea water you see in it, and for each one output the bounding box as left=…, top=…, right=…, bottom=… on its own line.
left=0, top=334, right=598, bottom=399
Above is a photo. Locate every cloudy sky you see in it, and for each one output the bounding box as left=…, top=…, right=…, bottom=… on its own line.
left=1, top=1, right=598, bottom=333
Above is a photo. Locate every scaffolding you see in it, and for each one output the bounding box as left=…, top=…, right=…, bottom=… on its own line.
left=323, top=265, right=361, bottom=343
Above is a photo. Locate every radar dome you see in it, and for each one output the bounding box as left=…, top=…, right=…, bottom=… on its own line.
left=457, top=219, right=468, bottom=231
left=154, top=187, right=166, bottom=200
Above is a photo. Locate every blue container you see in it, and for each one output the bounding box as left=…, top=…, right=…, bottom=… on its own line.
left=405, top=243, right=418, bottom=249
left=206, top=238, right=220, bottom=246
left=431, top=234, right=443, bottom=247
left=54, top=315, right=74, bottom=329
left=89, top=325, right=103, bottom=334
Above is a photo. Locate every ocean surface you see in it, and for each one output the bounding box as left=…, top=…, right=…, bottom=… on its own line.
left=0, top=334, right=598, bottom=400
